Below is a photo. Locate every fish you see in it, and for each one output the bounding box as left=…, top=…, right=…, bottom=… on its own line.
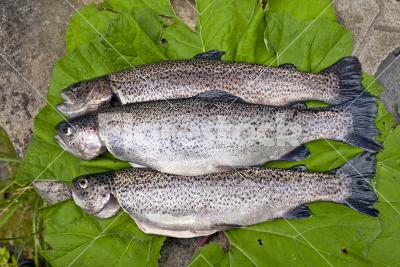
left=33, top=181, right=71, bottom=205
left=57, top=50, right=364, bottom=117
left=54, top=92, right=381, bottom=176
left=34, top=153, right=378, bottom=238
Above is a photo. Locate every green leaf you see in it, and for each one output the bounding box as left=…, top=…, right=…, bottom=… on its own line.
left=102, top=0, right=175, bottom=17
left=264, top=12, right=352, bottom=70
left=267, top=0, right=337, bottom=22
left=41, top=201, right=165, bottom=267
left=0, top=127, right=18, bottom=180
left=190, top=243, right=228, bottom=266
left=161, top=0, right=265, bottom=60
left=65, top=4, right=119, bottom=53
left=367, top=127, right=400, bottom=266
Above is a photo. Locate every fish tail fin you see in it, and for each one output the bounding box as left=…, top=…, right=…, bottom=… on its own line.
left=321, top=56, right=362, bottom=104
left=336, top=152, right=378, bottom=217
left=340, top=94, right=382, bottom=152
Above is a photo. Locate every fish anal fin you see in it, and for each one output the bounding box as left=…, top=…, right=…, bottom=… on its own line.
left=283, top=204, right=311, bottom=219
left=291, top=165, right=308, bottom=172
left=279, top=144, right=310, bottom=162
left=195, top=90, right=245, bottom=103
left=194, top=50, right=225, bottom=60
left=279, top=63, right=297, bottom=70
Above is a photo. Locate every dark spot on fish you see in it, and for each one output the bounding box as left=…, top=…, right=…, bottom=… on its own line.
left=341, top=248, right=348, bottom=255
left=258, top=239, right=263, bottom=246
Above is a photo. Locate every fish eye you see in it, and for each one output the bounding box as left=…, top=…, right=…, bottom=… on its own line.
left=64, top=126, right=73, bottom=136
left=79, top=178, right=88, bottom=189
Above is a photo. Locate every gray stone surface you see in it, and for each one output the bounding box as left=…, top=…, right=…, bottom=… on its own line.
left=336, top=0, right=400, bottom=74
left=0, top=0, right=399, bottom=266
left=0, top=0, right=86, bottom=157
left=378, top=48, right=400, bottom=121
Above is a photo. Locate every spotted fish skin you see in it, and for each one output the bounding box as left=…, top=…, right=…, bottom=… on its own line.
left=55, top=94, right=380, bottom=176
left=58, top=56, right=363, bottom=117
left=109, top=60, right=339, bottom=105
left=70, top=153, right=378, bottom=238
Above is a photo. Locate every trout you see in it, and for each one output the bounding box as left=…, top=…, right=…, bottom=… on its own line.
left=33, top=153, right=378, bottom=238
left=54, top=93, right=380, bottom=176
left=57, top=51, right=363, bottom=117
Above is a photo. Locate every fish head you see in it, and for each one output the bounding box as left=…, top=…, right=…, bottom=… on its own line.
left=57, top=79, right=113, bottom=117
left=55, top=114, right=106, bottom=160
left=71, top=173, right=120, bottom=218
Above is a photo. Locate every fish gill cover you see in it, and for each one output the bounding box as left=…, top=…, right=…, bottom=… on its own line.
left=12, top=0, right=400, bottom=266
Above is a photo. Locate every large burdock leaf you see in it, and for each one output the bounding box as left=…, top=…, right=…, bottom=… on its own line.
left=367, top=127, right=400, bottom=265
left=41, top=201, right=165, bottom=266
left=161, top=0, right=266, bottom=60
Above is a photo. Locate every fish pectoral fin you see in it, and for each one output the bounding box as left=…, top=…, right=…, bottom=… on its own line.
left=288, top=102, right=307, bottom=109
left=279, top=63, right=297, bottom=70
left=283, top=204, right=311, bottom=219
left=279, top=144, right=310, bottom=162
left=195, top=90, right=246, bottom=104
left=129, top=162, right=147, bottom=168
left=193, top=50, right=225, bottom=60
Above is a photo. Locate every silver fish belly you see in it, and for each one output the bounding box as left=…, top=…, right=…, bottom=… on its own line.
left=58, top=55, right=363, bottom=117
left=68, top=153, right=377, bottom=238
left=94, top=95, right=379, bottom=176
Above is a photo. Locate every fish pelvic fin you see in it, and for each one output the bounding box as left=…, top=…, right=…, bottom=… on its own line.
left=279, top=144, right=310, bottom=162
left=321, top=56, right=363, bottom=105
left=283, top=204, right=311, bottom=219
left=339, top=94, right=382, bottom=152
left=336, top=152, right=378, bottom=217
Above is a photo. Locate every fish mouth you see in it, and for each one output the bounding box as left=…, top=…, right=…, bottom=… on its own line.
left=54, top=135, right=68, bottom=150
left=57, top=102, right=88, bottom=118
left=54, top=134, right=79, bottom=158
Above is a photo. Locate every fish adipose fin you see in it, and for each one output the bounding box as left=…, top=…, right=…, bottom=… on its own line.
left=279, top=144, right=310, bottom=162
left=283, top=204, right=311, bottom=219
left=193, top=50, right=225, bottom=60
left=340, top=94, right=382, bottom=152
left=195, top=90, right=246, bottom=103
left=279, top=63, right=297, bottom=70
left=320, top=56, right=363, bottom=105
left=336, top=152, right=378, bottom=217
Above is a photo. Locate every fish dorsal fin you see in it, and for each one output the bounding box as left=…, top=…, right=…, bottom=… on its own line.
left=193, top=50, right=225, bottom=60
left=195, top=90, right=246, bottom=103
left=279, top=63, right=297, bottom=70
left=283, top=204, right=311, bottom=219
left=289, top=102, right=307, bottom=109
